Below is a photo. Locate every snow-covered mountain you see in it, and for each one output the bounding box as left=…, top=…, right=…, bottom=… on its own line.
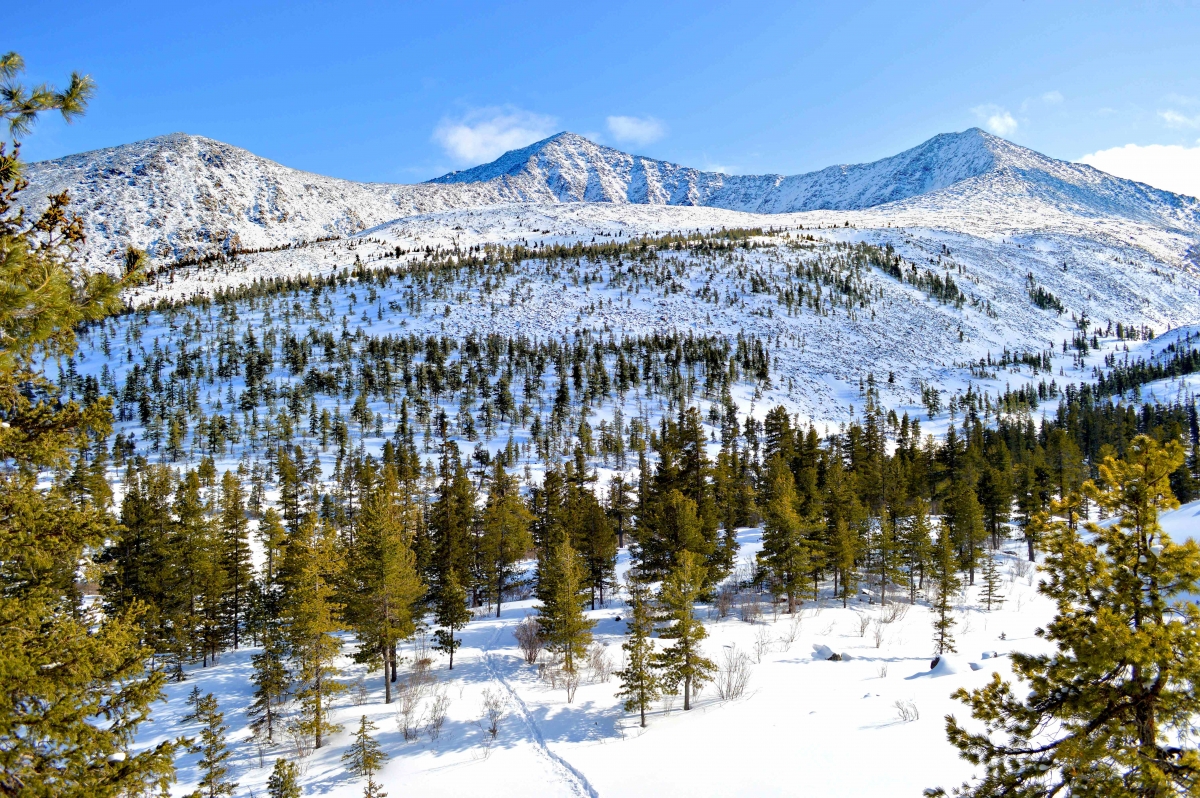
left=431, top=129, right=1200, bottom=230
left=23, top=128, right=1200, bottom=271
left=21, top=134, right=520, bottom=267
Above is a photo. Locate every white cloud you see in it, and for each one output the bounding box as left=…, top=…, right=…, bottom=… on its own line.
left=433, top=107, right=558, bottom=164
left=1041, top=90, right=1064, bottom=104
left=972, top=104, right=1018, bottom=136
left=1159, top=109, right=1200, bottom=129
left=605, top=115, right=667, bottom=147
left=1078, top=143, right=1200, bottom=199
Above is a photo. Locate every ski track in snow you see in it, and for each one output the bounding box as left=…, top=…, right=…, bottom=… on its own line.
left=480, top=619, right=600, bottom=798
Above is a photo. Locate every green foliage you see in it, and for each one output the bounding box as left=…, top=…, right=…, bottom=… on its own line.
left=480, top=459, right=533, bottom=617
left=247, top=628, right=289, bottom=743
left=0, top=53, right=178, bottom=798
left=614, top=570, right=661, bottom=727
left=930, top=523, right=961, bottom=656
left=189, top=693, right=236, bottom=798
left=265, top=758, right=301, bottom=798
left=938, top=436, right=1200, bottom=797
left=433, top=568, right=470, bottom=670
left=758, top=455, right=814, bottom=613
left=979, top=551, right=1004, bottom=612
left=343, top=715, right=388, bottom=798
left=655, top=552, right=715, bottom=711
left=537, top=539, right=594, bottom=675
left=281, top=514, right=345, bottom=749
left=343, top=464, right=424, bottom=697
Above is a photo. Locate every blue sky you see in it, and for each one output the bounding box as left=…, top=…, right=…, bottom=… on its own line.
left=13, top=0, right=1200, bottom=193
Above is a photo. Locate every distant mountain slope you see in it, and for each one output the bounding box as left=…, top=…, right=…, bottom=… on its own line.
left=22, top=134, right=520, bottom=268
left=23, top=128, right=1200, bottom=270
left=432, top=129, right=1200, bottom=229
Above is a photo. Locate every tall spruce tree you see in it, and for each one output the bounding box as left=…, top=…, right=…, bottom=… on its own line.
left=281, top=514, right=344, bottom=749
left=937, top=436, right=1200, bottom=797
left=537, top=539, right=594, bottom=675
left=900, top=499, right=933, bottom=604
left=344, top=465, right=424, bottom=698
left=571, top=487, right=617, bottom=610
left=433, top=568, right=470, bottom=670
left=218, top=470, right=251, bottom=649
left=758, top=455, right=812, bottom=614
left=615, top=569, right=661, bottom=727
left=480, top=460, right=533, bottom=618
left=0, top=52, right=179, bottom=797
left=930, top=523, right=961, bottom=656
left=247, top=628, right=289, bottom=743
left=655, top=552, right=715, bottom=711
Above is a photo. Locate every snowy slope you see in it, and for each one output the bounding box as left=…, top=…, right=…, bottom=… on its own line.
left=24, top=129, right=1200, bottom=272
left=20, top=134, right=520, bottom=268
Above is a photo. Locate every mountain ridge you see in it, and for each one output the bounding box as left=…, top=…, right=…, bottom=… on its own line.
left=22, top=127, right=1200, bottom=269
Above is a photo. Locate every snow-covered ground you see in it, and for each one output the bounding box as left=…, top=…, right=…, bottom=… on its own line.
left=146, top=532, right=1056, bottom=798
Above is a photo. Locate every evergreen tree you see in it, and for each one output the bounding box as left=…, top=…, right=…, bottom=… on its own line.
left=571, top=487, right=617, bottom=609
left=265, top=758, right=301, bottom=798
left=537, top=539, right=594, bottom=674
left=343, top=715, right=388, bottom=798
left=191, top=693, right=236, bottom=798
left=979, top=550, right=1004, bottom=612
left=930, top=523, right=961, bottom=655
left=758, top=456, right=812, bottom=613
left=939, top=436, right=1200, bottom=797
left=218, top=470, right=251, bottom=648
left=281, top=514, right=345, bottom=749
left=0, top=53, right=178, bottom=798
left=900, top=499, right=933, bottom=603
left=825, top=459, right=864, bottom=607
left=655, top=552, right=715, bottom=711
left=870, top=508, right=904, bottom=606
left=344, top=465, right=424, bottom=698
left=247, top=628, right=289, bottom=743
left=946, top=479, right=987, bottom=585
left=480, top=460, right=533, bottom=617
left=433, top=568, right=470, bottom=670
left=634, top=489, right=708, bottom=582
left=615, top=569, right=660, bottom=727
left=428, top=448, right=477, bottom=600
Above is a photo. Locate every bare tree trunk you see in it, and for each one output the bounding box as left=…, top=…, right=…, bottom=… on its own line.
left=383, top=648, right=391, bottom=704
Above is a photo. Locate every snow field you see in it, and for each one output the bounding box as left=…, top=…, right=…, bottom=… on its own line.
left=147, top=528, right=1067, bottom=798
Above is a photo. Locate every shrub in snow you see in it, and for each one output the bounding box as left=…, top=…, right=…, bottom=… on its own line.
left=715, top=645, right=752, bottom=700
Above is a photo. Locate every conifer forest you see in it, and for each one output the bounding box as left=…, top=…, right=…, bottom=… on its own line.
left=8, top=40, right=1200, bottom=798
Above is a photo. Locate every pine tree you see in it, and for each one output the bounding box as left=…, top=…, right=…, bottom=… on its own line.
left=344, top=465, right=424, bottom=698
left=655, top=552, right=715, bottom=711
left=218, top=470, right=251, bottom=648
left=537, top=539, right=594, bottom=675
left=938, top=436, right=1200, bottom=797
left=433, top=568, right=470, bottom=670
left=979, top=549, right=1004, bottom=612
left=900, top=499, right=933, bottom=603
left=343, top=715, right=389, bottom=798
left=265, top=757, right=301, bottom=798
left=480, top=460, right=533, bottom=617
left=614, top=569, right=660, bottom=727
left=192, top=693, right=237, bottom=798
left=247, top=628, right=289, bottom=743
left=930, top=522, right=961, bottom=655
left=0, top=53, right=178, bottom=798
left=281, top=514, right=345, bottom=749
left=946, top=480, right=988, bottom=585
left=758, top=456, right=811, bottom=613
left=571, top=488, right=617, bottom=610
